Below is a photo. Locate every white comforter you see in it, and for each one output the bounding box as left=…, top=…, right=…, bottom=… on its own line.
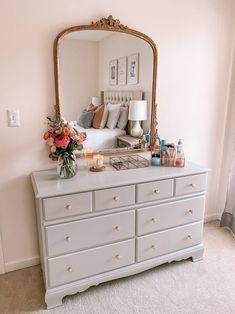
left=77, top=125, right=126, bottom=151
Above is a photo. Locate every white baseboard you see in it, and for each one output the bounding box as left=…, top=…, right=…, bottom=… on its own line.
left=204, top=213, right=221, bottom=223
left=4, top=256, right=40, bottom=273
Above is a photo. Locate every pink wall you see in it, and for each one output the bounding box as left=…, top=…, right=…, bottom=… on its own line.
left=0, top=0, right=234, bottom=272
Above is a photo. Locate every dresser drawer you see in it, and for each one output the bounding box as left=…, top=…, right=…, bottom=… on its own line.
left=137, top=179, right=173, bottom=203
left=46, top=210, right=135, bottom=257
left=48, top=239, right=135, bottom=287
left=137, top=221, right=203, bottom=262
left=94, top=185, right=135, bottom=211
left=175, top=174, right=207, bottom=196
left=137, top=196, right=205, bottom=236
left=43, top=192, right=92, bottom=221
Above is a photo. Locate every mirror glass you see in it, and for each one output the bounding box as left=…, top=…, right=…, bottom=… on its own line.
left=58, top=30, right=153, bottom=151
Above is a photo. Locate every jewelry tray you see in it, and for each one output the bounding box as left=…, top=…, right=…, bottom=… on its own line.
left=110, top=155, right=149, bottom=171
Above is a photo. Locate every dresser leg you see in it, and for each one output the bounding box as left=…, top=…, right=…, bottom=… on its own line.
left=192, top=251, right=203, bottom=262
left=45, top=293, right=63, bottom=309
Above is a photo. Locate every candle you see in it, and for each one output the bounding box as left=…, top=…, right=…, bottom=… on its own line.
left=92, top=154, right=104, bottom=169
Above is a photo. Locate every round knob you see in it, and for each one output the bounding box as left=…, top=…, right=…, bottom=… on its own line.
left=188, top=209, right=193, bottom=214
left=151, top=218, right=158, bottom=223
left=154, top=189, right=160, bottom=194
left=115, top=226, right=121, bottom=231
left=187, top=235, right=192, bottom=240
left=65, top=236, right=72, bottom=242
left=67, top=267, right=73, bottom=272
left=113, top=196, right=119, bottom=201
left=190, top=183, right=196, bottom=188
left=151, top=244, right=156, bottom=249
left=115, top=254, right=121, bottom=260
left=66, top=204, right=72, bottom=210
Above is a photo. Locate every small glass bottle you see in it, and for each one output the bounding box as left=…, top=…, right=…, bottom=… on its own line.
left=175, top=139, right=185, bottom=167
left=151, top=129, right=161, bottom=166
left=160, top=139, right=167, bottom=165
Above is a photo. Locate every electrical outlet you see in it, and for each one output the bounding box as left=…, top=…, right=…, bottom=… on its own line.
left=7, top=109, right=20, bottom=127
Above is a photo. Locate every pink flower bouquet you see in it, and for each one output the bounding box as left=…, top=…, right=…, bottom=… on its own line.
left=43, top=116, right=86, bottom=178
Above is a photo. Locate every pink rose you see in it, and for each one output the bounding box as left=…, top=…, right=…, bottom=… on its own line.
left=46, top=137, right=54, bottom=146
left=43, top=131, right=50, bottom=140
left=54, top=135, right=70, bottom=148
left=79, top=132, right=86, bottom=142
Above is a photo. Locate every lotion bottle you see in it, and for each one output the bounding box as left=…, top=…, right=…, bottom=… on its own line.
left=175, top=139, right=185, bottom=167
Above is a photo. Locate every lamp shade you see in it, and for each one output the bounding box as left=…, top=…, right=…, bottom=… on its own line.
left=128, top=100, right=147, bottom=121
left=91, top=97, right=100, bottom=107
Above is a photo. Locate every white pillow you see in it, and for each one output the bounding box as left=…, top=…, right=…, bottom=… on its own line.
left=107, top=103, right=122, bottom=110
left=117, top=106, right=129, bottom=130
left=106, top=106, right=121, bottom=129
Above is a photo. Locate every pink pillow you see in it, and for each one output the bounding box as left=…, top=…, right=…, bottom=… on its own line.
left=92, top=105, right=108, bottom=129
left=87, top=103, right=98, bottom=112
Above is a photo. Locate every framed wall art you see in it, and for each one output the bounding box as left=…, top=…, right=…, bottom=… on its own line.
left=118, top=57, right=127, bottom=85
left=109, top=59, right=118, bottom=85
left=127, top=53, right=139, bottom=85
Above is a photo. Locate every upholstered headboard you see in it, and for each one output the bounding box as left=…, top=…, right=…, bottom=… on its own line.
left=101, top=90, right=143, bottom=106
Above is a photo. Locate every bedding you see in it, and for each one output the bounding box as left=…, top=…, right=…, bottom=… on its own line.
left=77, top=109, right=95, bottom=128
left=117, top=106, right=129, bottom=130
left=106, top=106, right=121, bottom=129
left=87, top=103, right=98, bottom=112
left=76, top=124, right=126, bottom=150
left=92, top=104, right=108, bottom=129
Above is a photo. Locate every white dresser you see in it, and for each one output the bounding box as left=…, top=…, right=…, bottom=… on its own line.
left=31, top=161, right=208, bottom=309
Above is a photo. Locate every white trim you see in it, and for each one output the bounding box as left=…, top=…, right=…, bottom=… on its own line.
left=0, top=231, right=5, bottom=274
left=204, top=213, right=221, bottom=223
left=4, top=256, right=40, bottom=273
left=45, top=244, right=204, bottom=309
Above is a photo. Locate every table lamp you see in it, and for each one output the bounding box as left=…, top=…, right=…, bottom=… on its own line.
left=91, top=97, right=100, bottom=107
left=128, top=100, right=147, bottom=137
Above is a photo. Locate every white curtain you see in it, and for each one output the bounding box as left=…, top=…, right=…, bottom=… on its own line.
left=220, top=143, right=235, bottom=234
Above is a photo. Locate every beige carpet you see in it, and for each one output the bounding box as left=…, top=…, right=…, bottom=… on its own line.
left=1, top=221, right=235, bottom=314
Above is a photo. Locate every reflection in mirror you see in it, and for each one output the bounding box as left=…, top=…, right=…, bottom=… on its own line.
left=59, top=30, right=153, bottom=151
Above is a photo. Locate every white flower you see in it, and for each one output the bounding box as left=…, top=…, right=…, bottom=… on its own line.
left=68, top=121, right=75, bottom=129
left=51, top=146, right=56, bottom=153
left=61, top=117, right=67, bottom=124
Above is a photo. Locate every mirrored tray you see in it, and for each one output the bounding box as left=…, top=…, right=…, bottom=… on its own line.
left=110, top=155, right=149, bottom=171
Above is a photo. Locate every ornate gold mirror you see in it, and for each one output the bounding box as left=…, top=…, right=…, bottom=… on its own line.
left=54, top=16, right=158, bottom=153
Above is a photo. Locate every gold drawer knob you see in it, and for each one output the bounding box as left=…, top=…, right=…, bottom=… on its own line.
left=66, top=204, right=72, bottom=210
left=115, top=226, right=121, bottom=231
left=154, top=189, right=160, bottom=194
left=65, top=236, right=72, bottom=242
left=113, top=196, right=119, bottom=201
left=115, top=254, right=121, bottom=260
left=187, top=235, right=192, bottom=240
left=151, top=245, right=156, bottom=249
left=151, top=217, right=158, bottom=223
left=67, top=267, right=73, bottom=272
left=190, top=183, right=196, bottom=188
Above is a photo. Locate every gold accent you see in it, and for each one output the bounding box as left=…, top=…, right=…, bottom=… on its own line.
left=53, top=16, right=158, bottom=153
left=91, top=15, right=127, bottom=30
left=89, top=166, right=106, bottom=172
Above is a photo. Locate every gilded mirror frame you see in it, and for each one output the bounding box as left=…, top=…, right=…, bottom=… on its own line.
left=53, top=15, right=158, bottom=150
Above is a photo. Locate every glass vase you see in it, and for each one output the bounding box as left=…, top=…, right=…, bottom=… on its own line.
left=57, top=152, right=78, bottom=179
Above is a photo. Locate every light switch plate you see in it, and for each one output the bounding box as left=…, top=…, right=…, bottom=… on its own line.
left=7, top=109, right=20, bottom=127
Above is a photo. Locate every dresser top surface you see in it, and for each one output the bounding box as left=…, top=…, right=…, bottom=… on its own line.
left=31, top=161, right=208, bottom=198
